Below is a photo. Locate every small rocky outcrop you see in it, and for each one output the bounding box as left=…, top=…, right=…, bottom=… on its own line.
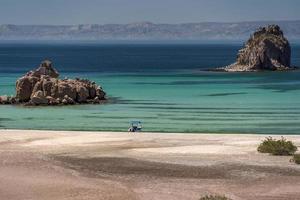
left=1, top=60, right=106, bottom=106
left=218, top=25, right=296, bottom=72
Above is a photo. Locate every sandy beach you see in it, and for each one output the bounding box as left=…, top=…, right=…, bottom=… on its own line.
left=0, top=129, right=300, bottom=200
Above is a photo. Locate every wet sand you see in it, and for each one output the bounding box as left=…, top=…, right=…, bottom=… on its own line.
left=0, top=129, right=300, bottom=200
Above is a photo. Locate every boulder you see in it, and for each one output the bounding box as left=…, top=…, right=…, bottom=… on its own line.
left=30, top=90, right=48, bottom=105
left=63, top=95, right=75, bottom=105
left=220, top=25, right=294, bottom=72
left=56, top=98, right=62, bottom=104
left=0, top=95, right=8, bottom=104
left=61, top=98, right=68, bottom=105
left=16, top=76, right=38, bottom=102
left=46, top=96, right=59, bottom=105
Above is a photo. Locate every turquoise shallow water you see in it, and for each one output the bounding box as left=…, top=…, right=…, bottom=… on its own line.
left=0, top=43, right=300, bottom=134
left=1, top=71, right=300, bottom=134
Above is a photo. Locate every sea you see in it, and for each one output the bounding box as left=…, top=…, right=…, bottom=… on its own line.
left=0, top=42, right=300, bottom=134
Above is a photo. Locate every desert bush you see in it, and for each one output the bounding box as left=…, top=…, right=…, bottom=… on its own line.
left=257, top=137, right=297, bottom=156
left=199, top=195, right=232, bottom=200
left=292, top=154, right=300, bottom=164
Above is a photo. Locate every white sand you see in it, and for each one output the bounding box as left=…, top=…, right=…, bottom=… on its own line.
left=0, top=129, right=300, bottom=200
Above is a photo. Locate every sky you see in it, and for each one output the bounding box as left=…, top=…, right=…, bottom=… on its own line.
left=0, top=0, right=299, bottom=25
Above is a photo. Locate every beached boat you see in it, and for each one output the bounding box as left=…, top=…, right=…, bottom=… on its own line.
left=128, top=121, right=142, bottom=132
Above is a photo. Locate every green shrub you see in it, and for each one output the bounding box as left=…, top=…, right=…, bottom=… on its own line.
left=199, top=195, right=231, bottom=200
left=292, top=154, right=300, bottom=164
left=257, top=137, right=298, bottom=156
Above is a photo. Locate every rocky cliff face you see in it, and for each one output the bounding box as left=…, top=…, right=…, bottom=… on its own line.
left=1, top=60, right=106, bottom=105
left=221, top=25, right=294, bottom=72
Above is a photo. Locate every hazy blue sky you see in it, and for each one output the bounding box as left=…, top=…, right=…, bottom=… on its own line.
left=0, top=0, right=299, bottom=25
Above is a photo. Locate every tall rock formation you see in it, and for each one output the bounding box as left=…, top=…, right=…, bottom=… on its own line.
left=221, top=25, right=294, bottom=72
left=2, top=60, right=106, bottom=105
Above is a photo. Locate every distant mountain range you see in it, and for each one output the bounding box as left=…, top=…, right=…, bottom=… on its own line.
left=1, top=21, right=300, bottom=41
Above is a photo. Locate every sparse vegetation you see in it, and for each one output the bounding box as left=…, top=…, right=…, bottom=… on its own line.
left=292, top=154, right=300, bottom=164
left=257, top=137, right=298, bottom=156
left=199, top=195, right=232, bottom=200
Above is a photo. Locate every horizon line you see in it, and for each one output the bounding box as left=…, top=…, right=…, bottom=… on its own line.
left=1, top=19, right=300, bottom=26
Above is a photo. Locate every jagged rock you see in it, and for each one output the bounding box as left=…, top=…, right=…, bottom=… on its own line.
left=32, top=60, right=59, bottom=78
left=219, top=25, right=295, bottom=72
left=4, top=60, right=106, bottom=106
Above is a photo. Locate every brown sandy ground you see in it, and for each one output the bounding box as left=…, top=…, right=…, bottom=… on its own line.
left=0, top=130, right=300, bottom=200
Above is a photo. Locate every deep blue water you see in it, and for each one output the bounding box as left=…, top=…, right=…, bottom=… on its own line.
left=0, top=43, right=243, bottom=73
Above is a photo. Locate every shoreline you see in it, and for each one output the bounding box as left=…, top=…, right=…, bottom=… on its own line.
left=0, top=129, right=300, bottom=199
left=2, top=128, right=300, bottom=136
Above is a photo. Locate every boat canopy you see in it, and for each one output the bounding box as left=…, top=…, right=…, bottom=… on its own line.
left=128, top=121, right=142, bottom=132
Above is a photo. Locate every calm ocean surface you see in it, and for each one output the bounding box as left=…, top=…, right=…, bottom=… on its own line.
left=0, top=43, right=300, bottom=134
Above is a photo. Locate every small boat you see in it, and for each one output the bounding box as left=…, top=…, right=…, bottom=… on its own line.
left=128, top=121, right=142, bottom=132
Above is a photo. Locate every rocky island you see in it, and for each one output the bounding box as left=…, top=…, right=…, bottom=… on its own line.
left=0, top=60, right=106, bottom=105
left=218, top=25, right=296, bottom=72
